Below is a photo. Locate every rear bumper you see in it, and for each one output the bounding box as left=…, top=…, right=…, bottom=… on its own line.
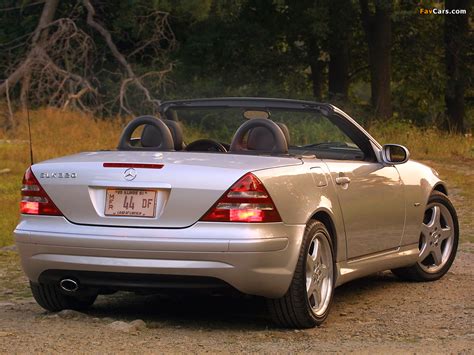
left=14, top=216, right=305, bottom=298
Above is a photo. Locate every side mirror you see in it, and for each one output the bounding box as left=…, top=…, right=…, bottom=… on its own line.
left=382, top=144, right=410, bottom=164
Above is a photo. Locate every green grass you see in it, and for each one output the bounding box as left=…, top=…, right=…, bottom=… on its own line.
left=0, top=108, right=472, bottom=247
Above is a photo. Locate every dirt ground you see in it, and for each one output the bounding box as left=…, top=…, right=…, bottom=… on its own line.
left=0, top=247, right=472, bottom=354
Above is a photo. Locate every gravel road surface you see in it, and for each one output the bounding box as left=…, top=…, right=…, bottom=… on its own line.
left=0, top=245, right=472, bottom=354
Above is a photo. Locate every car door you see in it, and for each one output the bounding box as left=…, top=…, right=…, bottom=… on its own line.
left=299, top=111, right=406, bottom=259
left=323, top=160, right=405, bottom=258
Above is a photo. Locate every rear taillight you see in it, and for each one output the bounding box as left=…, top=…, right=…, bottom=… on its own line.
left=200, top=173, right=281, bottom=223
left=20, top=168, right=63, bottom=216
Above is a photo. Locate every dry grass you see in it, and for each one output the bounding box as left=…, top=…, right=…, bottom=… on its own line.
left=0, top=108, right=124, bottom=162
left=0, top=108, right=472, bottom=247
left=0, top=109, right=124, bottom=246
left=367, top=121, right=473, bottom=161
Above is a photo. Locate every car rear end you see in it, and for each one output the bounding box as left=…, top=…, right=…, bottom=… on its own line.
left=14, top=151, right=305, bottom=298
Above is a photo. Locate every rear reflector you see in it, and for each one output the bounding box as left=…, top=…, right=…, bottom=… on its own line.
left=200, top=173, right=281, bottom=223
left=20, top=168, right=63, bottom=216
left=103, top=163, right=164, bottom=169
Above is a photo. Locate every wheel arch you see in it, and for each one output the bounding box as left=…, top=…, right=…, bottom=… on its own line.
left=309, top=210, right=339, bottom=261
left=433, top=182, right=448, bottom=196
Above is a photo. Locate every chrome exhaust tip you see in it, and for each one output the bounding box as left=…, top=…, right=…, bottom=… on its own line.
left=59, top=278, right=79, bottom=292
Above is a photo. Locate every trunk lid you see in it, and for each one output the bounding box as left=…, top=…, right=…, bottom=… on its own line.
left=32, top=151, right=302, bottom=228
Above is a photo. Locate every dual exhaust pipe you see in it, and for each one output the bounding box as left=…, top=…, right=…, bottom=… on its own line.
left=59, top=278, right=79, bottom=292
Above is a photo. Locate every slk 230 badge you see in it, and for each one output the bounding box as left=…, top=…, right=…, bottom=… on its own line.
left=40, top=172, right=77, bottom=178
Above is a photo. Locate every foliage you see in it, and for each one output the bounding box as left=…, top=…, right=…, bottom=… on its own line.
left=0, top=0, right=472, bottom=128
left=391, top=3, right=446, bottom=126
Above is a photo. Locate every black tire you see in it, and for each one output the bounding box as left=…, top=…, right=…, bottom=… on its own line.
left=392, top=191, right=459, bottom=282
left=267, top=220, right=335, bottom=328
left=30, top=282, right=97, bottom=312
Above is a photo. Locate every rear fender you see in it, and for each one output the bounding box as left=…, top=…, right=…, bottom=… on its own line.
left=253, top=163, right=347, bottom=262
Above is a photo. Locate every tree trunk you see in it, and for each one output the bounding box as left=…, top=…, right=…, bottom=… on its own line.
left=308, top=41, right=325, bottom=100
left=444, top=0, right=469, bottom=133
left=328, top=0, right=352, bottom=99
left=360, top=0, right=392, bottom=120
left=31, top=0, right=60, bottom=44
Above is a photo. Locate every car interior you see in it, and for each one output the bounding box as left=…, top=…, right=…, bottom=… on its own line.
left=119, top=109, right=369, bottom=161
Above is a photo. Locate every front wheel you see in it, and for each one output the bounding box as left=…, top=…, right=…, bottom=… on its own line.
left=267, top=220, right=335, bottom=328
left=392, top=191, right=459, bottom=281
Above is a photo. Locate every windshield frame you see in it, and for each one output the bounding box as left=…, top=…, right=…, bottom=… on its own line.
left=161, top=97, right=382, bottom=154
left=160, top=97, right=332, bottom=115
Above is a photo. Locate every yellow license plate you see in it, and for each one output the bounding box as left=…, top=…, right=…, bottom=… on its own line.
left=104, top=189, right=157, bottom=218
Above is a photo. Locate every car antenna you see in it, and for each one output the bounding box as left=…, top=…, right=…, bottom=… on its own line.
left=26, top=92, right=34, bottom=165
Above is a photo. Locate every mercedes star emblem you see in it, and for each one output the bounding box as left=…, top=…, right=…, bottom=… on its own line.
left=123, top=168, right=137, bottom=181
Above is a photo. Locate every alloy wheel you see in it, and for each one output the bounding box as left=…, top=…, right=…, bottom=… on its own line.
left=306, top=232, right=333, bottom=316
left=418, top=202, right=455, bottom=273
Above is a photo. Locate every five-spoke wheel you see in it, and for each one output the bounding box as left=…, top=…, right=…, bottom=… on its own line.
left=392, top=191, right=459, bottom=281
left=418, top=203, right=455, bottom=273
left=306, top=232, right=333, bottom=317
left=268, top=220, right=335, bottom=328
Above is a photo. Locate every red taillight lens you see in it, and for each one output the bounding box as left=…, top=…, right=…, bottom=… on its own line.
left=200, top=173, right=281, bottom=223
left=20, top=168, right=63, bottom=216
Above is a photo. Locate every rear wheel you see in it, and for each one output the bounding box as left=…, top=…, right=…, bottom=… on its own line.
left=268, top=220, right=335, bottom=328
left=392, top=191, right=459, bottom=281
left=30, top=282, right=97, bottom=312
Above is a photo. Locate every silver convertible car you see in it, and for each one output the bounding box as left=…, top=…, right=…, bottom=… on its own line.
left=15, top=98, right=458, bottom=328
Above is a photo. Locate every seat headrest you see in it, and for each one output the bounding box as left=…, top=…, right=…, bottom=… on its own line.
left=141, top=119, right=184, bottom=150
left=247, top=122, right=290, bottom=151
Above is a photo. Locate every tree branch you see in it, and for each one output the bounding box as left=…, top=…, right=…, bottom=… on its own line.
left=1, top=0, right=174, bottom=118
left=0, top=0, right=59, bottom=96
left=83, top=0, right=166, bottom=114
left=0, top=1, right=45, bottom=12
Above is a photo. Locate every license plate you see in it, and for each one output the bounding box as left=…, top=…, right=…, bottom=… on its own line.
left=105, top=189, right=157, bottom=218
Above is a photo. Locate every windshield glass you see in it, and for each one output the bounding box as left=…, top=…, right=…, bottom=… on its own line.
left=167, top=106, right=364, bottom=160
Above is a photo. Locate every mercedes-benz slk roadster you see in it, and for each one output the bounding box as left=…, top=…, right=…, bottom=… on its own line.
left=14, top=98, right=458, bottom=328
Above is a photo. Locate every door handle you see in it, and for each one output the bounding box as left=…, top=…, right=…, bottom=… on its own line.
left=335, top=176, right=351, bottom=185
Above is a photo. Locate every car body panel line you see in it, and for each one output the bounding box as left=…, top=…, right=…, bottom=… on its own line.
left=15, top=230, right=289, bottom=253
left=31, top=254, right=234, bottom=270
